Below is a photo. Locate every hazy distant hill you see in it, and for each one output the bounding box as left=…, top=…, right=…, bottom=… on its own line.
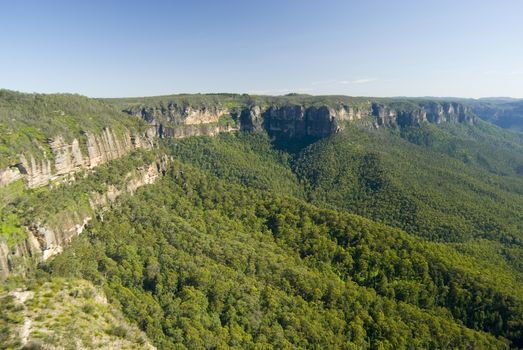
left=469, top=98, right=523, bottom=131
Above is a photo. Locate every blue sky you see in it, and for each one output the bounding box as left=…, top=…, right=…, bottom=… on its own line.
left=1, top=0, right=522, bottom=97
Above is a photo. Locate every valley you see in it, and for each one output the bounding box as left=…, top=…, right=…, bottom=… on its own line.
left=0, top=90, right=522, bottom=349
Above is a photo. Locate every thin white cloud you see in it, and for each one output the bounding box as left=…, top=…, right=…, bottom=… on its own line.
left=250, top=78, right=378, bottom=95
left=312, top=78, right=378, bottom=86
left=248, top=87, right=313, bottom=95
left=340, top=78, right=377, bottom=84
left=311, top=79, right=337, bottom=86
left=483, top=69, right=523, bottom=76
left=351, top=78, right=377, bottom=84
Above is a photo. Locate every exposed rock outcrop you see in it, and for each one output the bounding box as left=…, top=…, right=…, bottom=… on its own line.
left=134, top=104, right=229, bottom=125
left=127, top=99, right=473, bottom=141
left=260, top=105, right=360, bottom=138
left=1, top=128, right=154, bottom=189
left=0, top=166, right=23, bottom=187
left=159, top=124, right=237, bottom=139
left=0, top=155, right=170, bottom=280
left=128, top=103, right=369, bottom=139
left=126, top=104, right=233, bottom=138
left=371, top=102, right=474, bottom=128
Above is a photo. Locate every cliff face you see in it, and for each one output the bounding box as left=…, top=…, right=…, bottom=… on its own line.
left=125, top=104, right=233, bottom=138
left=0, top=95, right=477, bottom=280
left=260, top=105, right=352, bottom=138
left=127, top=103, right=370, bottom=140
left=159, top=124, right=237, bottom=139
left=134, top=104, right=229, bottom=125
left=0, top=128, right=154, bottom=189
left=0, top=155, right=170, bottom=279
left=126, top=99, right=473, bottom=140
left=372, top=102, right=474, bottom=128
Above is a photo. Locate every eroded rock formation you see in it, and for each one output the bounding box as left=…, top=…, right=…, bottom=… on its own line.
left=371, top=102, right=474, bottom=128
left=0, top=128, right=153, bottom=189
left=126, top=100, right=473, bottom=141
left=0, top=97, right=477, bottom=280
left=0, top=155, right=170, bottom=279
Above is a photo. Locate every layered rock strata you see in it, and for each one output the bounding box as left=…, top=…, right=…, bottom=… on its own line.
left=0, top=128, right=153, bottom=189
left=126, top=100, right=474, bottom=140
left=0, top=155, right=170, bottom=279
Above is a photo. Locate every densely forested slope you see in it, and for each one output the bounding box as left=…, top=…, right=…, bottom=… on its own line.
left=34, top=126, right=521, bottom=349
left=46, top=160, right=514, bottom=349
left=294, top=121, right=523, bottom=244
left=2, top=90, right=522, bottom=349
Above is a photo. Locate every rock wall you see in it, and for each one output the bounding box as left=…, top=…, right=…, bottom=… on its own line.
left=0, top=128, right=153, bottom=189
left=371, top=102, right=474, bottom=128
left=259, top=105, right=362, bottom=138
left=0, top=155, right=170, bottom=280
left=133, top=104, right=229, bottom=125
left=127, top=100, right=473, bottom=140
left=0, top=167, right=23, bottom=187
left=128, top=103, right=368, bottom=139
left=160, top=124, right=238, bottom=139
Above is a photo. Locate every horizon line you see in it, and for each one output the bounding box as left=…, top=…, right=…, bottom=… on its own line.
left=1, top=87, right=522, bottom=101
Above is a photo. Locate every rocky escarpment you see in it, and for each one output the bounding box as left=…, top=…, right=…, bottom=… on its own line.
left=125, top=99, right=474, bottom=141
left=241, top=104, right=365, bottom=138
left=127, top=104, right=235, bottom=138
left=371, top=101, right=474, bottom=128
left=0, top=155, right=170, bottom=280
left=127, top=103, right=368, bottom=139
left=0, top=128, right=154, bottom=189
left=137, top=104, right=229, bottom=125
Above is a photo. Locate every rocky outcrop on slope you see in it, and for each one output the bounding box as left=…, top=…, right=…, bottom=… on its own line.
left=371, top=102, right=474, bottom=128
left=0, top=155, right=170, bottom=280
left=134, top=104, right=229, bottom=125
left=0, top=128, right=153, bottom=189
left=126, top=104, right=234, bottom=138
left=0, top=279, right=156, bottom=349
left=126, top=99, right=474, bottom=140
left=0, top=167, right=23, bottom=187
left=128, top=103, right=368, bottom=139
left=259, top=105, right=363, bottom=138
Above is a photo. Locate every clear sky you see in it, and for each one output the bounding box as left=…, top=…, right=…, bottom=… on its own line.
left=1, top=0, right=522, bottom=98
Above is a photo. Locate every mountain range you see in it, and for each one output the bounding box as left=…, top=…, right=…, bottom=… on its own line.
left=0, top=89, right=522, bottom=349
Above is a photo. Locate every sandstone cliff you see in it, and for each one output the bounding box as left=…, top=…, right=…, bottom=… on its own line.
left=371, top=101, right=474, bottom=128
left=0, top=155, right=170, bottom=279
left=125, top=104, right=234, bottom=138
left=124, top=98, right=473, bottom=141
left=126, top=102, right=368, bottom=139
left=0, top=128, right=154, bottom=189
left=0, top=94, right=478, bottom=281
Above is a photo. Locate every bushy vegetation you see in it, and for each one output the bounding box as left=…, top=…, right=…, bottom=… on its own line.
left=294, top=123, right=523, bottom=245
left=47, top=161, right=513, bottom=349
left=2, top=91, right=523, bottom=348
left=41, top=125, right=523, bottom=348
left=0, top=278, right=152, bottom=349
left=0, top=90, right=147, bottom=168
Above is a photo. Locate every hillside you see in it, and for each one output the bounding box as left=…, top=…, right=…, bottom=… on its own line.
left=0, top=278, right=155, bottom=349
left=0, top=90, right=522, bottom=348
left=469, top=98, right=523, bottom=131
